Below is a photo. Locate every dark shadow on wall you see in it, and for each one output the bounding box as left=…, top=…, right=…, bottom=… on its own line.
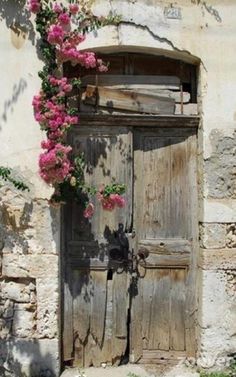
left=0, top=0, right=36, bottom=45
left=0, top=78, right=28, bottom=131
left=0, top=337, right=59, bottom=377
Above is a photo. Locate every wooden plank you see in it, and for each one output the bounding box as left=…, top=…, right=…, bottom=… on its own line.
left=90, top=270, right=107, bottom=347
left=82, top=75, right=181, bottom=88
left=175, top=103, right=198, bottom=115
left=185, top=133, right=198, bottom=357
left=142, top=270, right=155, bottom=350
left=148, top=269, right=171, bottom=351
left=139, top=238, right=191, bottom=254
left=63, top=268, right=74, bottom=361
left=79, top=114, right=200, bottom=128
left=141, top=350, right=186, bottom=359
left=111, top=271, right=129, bottom=364
left=170, top=137, right=188, bottom=238
left=82, top=85, right=190, bottom=103
left=139, top=253, right=190, bottom=268
left=72, top=270, right=91, bottom=344
left=113, top=271, right=128, bottom=338
left=83, top=85, right=175, bottom=114
left=169, top=269, right=186, bottom=351
left=139, top=349, right=186, bottom=364
left=130, top=276, right=143, bottom=363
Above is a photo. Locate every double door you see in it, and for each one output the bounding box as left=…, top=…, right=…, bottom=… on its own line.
left=62, top=121, right=198, bottom=366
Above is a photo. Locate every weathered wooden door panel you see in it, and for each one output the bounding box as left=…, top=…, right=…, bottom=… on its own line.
left=63, top=126, right=132, bottom=366
left=63, top=124, right=198, bottom=366
left=131, top=128, right=197, bottom=362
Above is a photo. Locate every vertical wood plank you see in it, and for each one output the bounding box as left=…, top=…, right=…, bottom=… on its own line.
left=63, top=267, right=74, bottom=361
left=149, top=269, right=171, bottom=351
left=90, top=270, right=107, bottom=347
left=169, top=269, right=186, bottom=351
left=142, top=269, right=155, bottom=349
left=130, top=275, right=143, bottom=362
left=113, top=271, right=128, bottom=338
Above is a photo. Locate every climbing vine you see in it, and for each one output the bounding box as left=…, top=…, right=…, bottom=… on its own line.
left=0, top=166, right=30, bottom=192
left=29, top=0, right=125, bottom=217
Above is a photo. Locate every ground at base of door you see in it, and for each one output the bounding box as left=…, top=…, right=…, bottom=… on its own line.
left=60, top=364, right=200, bottom=377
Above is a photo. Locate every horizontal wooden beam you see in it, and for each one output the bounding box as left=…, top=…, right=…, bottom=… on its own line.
left=78, top=114, right=200, bottom=128
left=81, top=75, right=181, bottom=89
left=83, top=85, right=190, bottom=104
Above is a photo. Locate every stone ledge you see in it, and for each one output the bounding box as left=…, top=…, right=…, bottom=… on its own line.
left=198, top=248, right=236, bottom=270
left=1, top=254, right=59, bottom=278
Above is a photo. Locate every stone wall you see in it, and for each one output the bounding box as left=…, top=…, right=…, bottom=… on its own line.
left=0, top=187, right=60, bottom=377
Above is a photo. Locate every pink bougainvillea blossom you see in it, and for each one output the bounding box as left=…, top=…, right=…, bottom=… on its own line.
left=110, top=193, right=126, bottom=208
left=83, top=202, right=95, bottom=218
left=47, top=24, right=65, bottom=45
left=58, top=12, right=71, bottom=25
left=53, top=3, right=63, bottom=14
left=39, top=144, right=72, bottom=184
left=69, top=4, right=79, bottom=14
left=100, top=196, right=116, bottom=211
left=29, top=0, right=125, bottom=216
left=28, top=0, right=41, bottom=13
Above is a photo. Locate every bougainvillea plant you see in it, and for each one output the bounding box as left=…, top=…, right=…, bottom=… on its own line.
left=29, top=0, right=125, bottom=218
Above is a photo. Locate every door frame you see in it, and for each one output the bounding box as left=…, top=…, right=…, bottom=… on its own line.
left=60, top=114, right=200, bottom=367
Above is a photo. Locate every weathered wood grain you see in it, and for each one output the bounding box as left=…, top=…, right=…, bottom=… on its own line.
left=82, top=75, right=181, bottom=89
left=83, top=85, right=175, bottom=114
left=82, top=85, right=190, bottom=103
left=169, top=269, right=186, bottom=351
left=90, top=270, right=107, bottom=347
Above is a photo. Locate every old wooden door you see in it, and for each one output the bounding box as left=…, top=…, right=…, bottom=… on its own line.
left=62, top=117, right=198, bottom=367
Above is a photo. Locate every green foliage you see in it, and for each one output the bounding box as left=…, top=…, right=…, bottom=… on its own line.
left=102, top=183, right=126, bottom=197
left=200, top=360, right=236, bottom=377
left=0, top=166, right=30, bottom=192
left=127, top=373, right=141, bottom=377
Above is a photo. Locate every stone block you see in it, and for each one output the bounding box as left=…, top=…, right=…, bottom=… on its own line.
left=12, top=303, right=35, bottom=338
left=3, top=299, right=14, bottom=319
left=24, top=200, right=60, bottom=255
left=2, top=254, right=59, bottom=278
left=0, top=337, right=60, bottom=377
left=198, top=269, right=236, bottom=365
left=226, top=223, right=236, bottom=248
left=0, top=280, right=31, bottom=302
left=205, top=132, right=236, bottom=199
left=36, top=278, right=59, bottom=338
left=199, top=223, right=226, bottom=248
left=199, top=248, right=236, bottom=270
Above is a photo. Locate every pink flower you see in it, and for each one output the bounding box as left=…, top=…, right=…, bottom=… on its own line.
left=83, top=202, right=95, bottom=218
left=58, top=12, right=71, bottom=25
left=39, top=143, right=72, bottom=184
left=53, top=3, right=63, bottom=13
left=100, top=196, right=116, bottom=211
left=110, top=194, right=126, bottom=208
left=98, top=64, right=108, bottom=72
left=62, top=84, right=72, bottom=93
left=28, top=0, right=41, bottom=13
left=69, top=4, right=79, bottom=14
left=47, top=24, right=65, bottom=45
left=41, top=139, right=55, bottom=150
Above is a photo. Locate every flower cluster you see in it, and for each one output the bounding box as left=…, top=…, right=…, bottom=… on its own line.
left=29, top=0, right=125, bottom=217
left=39, top=143, right=72, bottom=184
left=32, top=76, right=77, bottom=141
left=98, top=193, right=126, bottom=211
